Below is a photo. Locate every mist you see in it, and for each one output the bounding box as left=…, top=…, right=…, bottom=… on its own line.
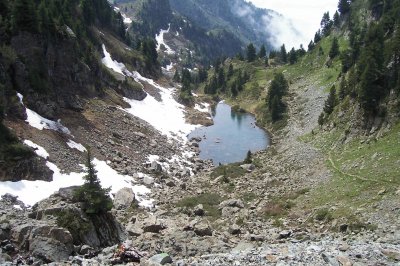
left=231, top=0, right=305, bottom=50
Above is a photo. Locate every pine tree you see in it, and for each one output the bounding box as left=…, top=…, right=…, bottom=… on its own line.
left=289, top=47, right=297, bottom=64
left=258, top=45, right=266, bottom=59
left=227, top=63, right=234, bottom=78
left=338, top=77, right=347, bottom=100
left=329, top=37, right=340, bottom=58
left=270, top=95, right=281, bottom=122
left=321, top=12, right=333, bottom=36
left=338, top=0, right=350, bottom=15
left=358, top=23, right=384, bottom=114
left=333, top=11, right=340, bottom=27
left=280, top=44, right=287, bottom=63
left=244, top=150, right=252, bottom=163
left=324, top=85, right=337, bottom=115
left=12, top=0, right=38, bottom=33
left=74, top=149, right=113, bottom=214
left=318, top=112, right=325, bottom=127
left=246, top=43, right=256, bottom=62
left=308, top=40, right=315, bottom=51
left=314, top=30, right=322, bottom=43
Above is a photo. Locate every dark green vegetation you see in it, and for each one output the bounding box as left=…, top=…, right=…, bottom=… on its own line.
left=177, top=193, right=222, bottom=219
left=74, top=149, right=113, bottom=214
left=0, top=0, right=159, bottom=176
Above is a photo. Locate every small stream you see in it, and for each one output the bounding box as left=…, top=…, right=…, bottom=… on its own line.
left=188, top=102, right=270, bottom=165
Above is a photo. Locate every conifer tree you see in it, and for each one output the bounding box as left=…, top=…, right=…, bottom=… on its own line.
left=258, top=45, right=266, bottom=59
left=329, top=37, right=340, bottom=58
left=74, top=149, right=113, bottom=214
left=246, top=43, right=256, bottom=62
left=324, top=85, right=337, bottom=115
left=227, top=63, right=234, bottom=78
left=12, top=0, right=38, bottom=33
left=280, top=44, right=287, bottom=63
left=289, top=47, right=297, bottom=64
left=338, top=0, right=350, bottom=15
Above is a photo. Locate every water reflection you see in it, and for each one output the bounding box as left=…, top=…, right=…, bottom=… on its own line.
left=188, top=102, right=269, bottom=165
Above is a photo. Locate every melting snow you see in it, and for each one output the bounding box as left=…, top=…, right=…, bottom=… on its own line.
left=121, top=14, right=132, bottom=24
left=101, top=45, right=200, bottom=140
left=23, top=140, right=49, bottom=159
left=67, top=140, right=87, bottom=152
left=0, top=143, right=153, bottom=208
left=17, top=93, right=71, bottom=135
left=194, top=103, right=210, bottom=113
left=155, top=24, right=175, bottom=55
left=101, top=44, right=126, bottom=75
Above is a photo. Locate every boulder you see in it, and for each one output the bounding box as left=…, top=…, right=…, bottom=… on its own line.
left=142, top=217, right=166, bottom=233
left=240, top=164, right=255, bottom=172
left=278, top=230, right=292, bottom=239
left=193, top=204, right=205, bottom=216
left=219, top=199, right=245, bottom=209
left=194, top=223, right=212, bottom=236
left=143, top=175, right=155, bottom=186
left=28, top=226, right=74, bottom=262
left=148, top=253, right=173, bottom=265
left=113, top=188, right=136, bottom=209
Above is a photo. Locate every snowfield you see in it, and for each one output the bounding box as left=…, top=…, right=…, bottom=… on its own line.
left=101, top=44, right=201, bottom=141
left=0, top=141, right=154, bottom=208
left=155, top=24, right=175, bottom=55
left=17, top=93, right=71, bottom=135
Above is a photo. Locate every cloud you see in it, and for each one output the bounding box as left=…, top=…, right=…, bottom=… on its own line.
left=244, top=0, right=338, bottom=48
left=231, top=0, right=305, bottom=49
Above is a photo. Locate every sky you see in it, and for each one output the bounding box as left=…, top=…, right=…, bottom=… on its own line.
left=245, top=0, right=338, bottom=48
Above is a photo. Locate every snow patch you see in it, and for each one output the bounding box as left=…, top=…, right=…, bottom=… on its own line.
left=67, top=140, right=87, bottom=152
left=13, top=205, right=22, bottom=210
left=155, top=24, right=175, bottom=55
left=121, top=14, right=132, bottom=24
left=194, top=103, right=210, bottom=113
left=0, top=141, right=153, bottom=208
left=23, top=140, right=49, bottom=159
left=17, top=93, right=71, bottom=135
left=101, top=45, right=200, bottom=141
left=101, top=44, right=126, bottom=75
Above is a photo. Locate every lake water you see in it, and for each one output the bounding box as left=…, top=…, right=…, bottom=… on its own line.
left=188, top=102, right=270, bottom=165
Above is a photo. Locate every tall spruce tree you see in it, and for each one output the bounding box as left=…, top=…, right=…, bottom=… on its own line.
left=247, top=43, right=256, bottom=62
left=329, top=37, right=340, bottom=58
left=12, top=0, right=38, bottom=33
left=258, top=45, right=266, bottom=58
left=338, top=0, right=350, bottom=15
left=74, top=149, right=113, bottom=214
left=324, top=85, right=337, bottom=115
left=280, top=44, right=287, bottom=63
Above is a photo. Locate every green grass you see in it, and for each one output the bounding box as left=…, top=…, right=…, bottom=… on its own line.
left=176, top=193, right=223, bottom=219
left=211, top=163, right=246, bottom=179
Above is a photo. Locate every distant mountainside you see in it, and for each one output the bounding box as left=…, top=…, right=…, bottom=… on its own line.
left=169, top=0, right=280, bottom=48
left=115, top=0, right=300, bottom=64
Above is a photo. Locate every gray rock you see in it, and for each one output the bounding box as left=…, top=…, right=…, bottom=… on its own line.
left=322, top=253, right=339, bottom=266
left=219, top=199, right=245, bottom=209
left=79, top=245, right=94, bottom=255
left=278, top=230, right=292, bottom=239
left=229, top=224, right=241, bottom=235
left=240, top=164, right=255, bottom=172
left=148, top=253, right=173, bottom=265
left=29, top=226, right=74, bottom=262
left=144, top=175, right=155, bottom=186
left=193, top=204, right=205, bottom=216
left=150, top=161, right=163, bottom=173
left=113, top=187, right=136, bottom=209
left=194, top=223, right=212, bottom=236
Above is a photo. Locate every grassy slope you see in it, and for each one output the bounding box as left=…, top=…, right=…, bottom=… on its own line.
left=199, top=28, right=399, bottom=226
